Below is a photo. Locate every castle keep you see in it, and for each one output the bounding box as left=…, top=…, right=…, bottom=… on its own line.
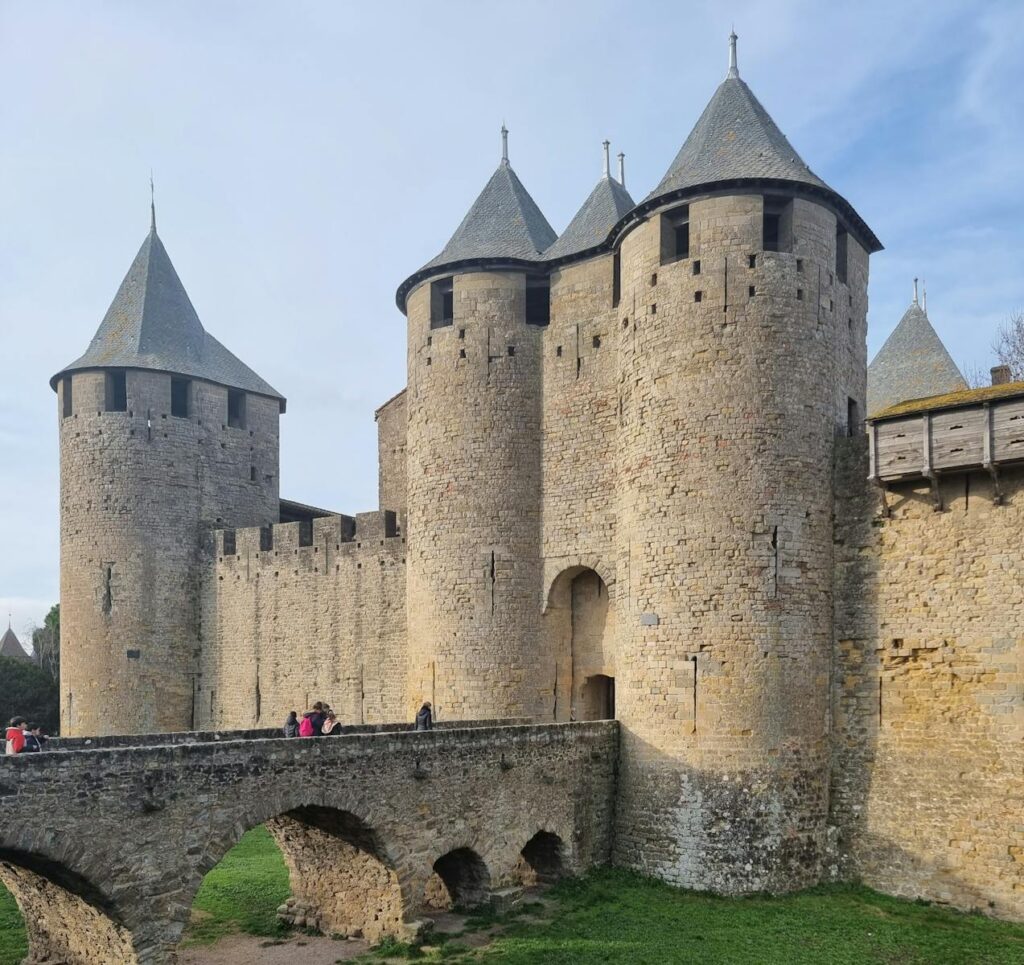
left=52, top=36, right=1023, bottom=921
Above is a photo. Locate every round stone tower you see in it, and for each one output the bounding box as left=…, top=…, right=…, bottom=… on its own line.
left=609, top=34, right=881, bottom=892
left=398, top=132, right=556, bottom=720
left=52, top=213, right=284, bottom=736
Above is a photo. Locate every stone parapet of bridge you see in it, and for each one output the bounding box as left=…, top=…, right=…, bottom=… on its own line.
left=0, top=720, right=618, bottom=964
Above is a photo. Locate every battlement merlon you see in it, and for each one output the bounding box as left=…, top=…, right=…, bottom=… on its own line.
left=214, top=509, right=404, bottom=558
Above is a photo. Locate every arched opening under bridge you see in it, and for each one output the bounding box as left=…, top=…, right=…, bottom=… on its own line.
left=0, top=851, right=136, bottom=964
left=513, top=831, right=565, bottom=887
left=424, top=848, right=490, bottom=911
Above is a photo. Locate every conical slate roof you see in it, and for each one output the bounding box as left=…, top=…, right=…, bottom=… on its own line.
left=51, top=223, right=284, bottom=407
left=421, top=159, right=557, bottom=270
left=867, top=301, right=967, bottom=415
left=545, top=175, right=635, bottom=260
left=649, top=73, right=829, bottom=201
left=0, top=627, right=30, bottom=661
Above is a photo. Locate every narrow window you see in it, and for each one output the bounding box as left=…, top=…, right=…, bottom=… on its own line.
left=762, top=196, right=793, bottom=252
left=458, top=328, right=465, bottom=339
left=507, top=345, right=515, bottom=356
left=525, top=277, right=550, bottom=326
left=592, top=335, right=601, bottom=349
left=692, top=260, right=701, bottom=275
left=797, top=289, right=804, bottom=301
left=660, top=204, right=690, bottom=264
left=104, top=371, right=127, bottom=412
left=223, top=530, right=236, bottom=555
left=748, top=254, right=756, bottom=269
left=556, top=345, right=563, bottom=357
left=650, top=272, right=658, bottom=287
left=430, top=277, right=454, bottom=329
left=694, top=290, right=703, bottom=303
left=847, top=397, right=860, bottom=437
left=459, top=348, right=466, bottom=358
left=62, top=376, right=73, bottom=419
left=170, top=378, right=190, bottom=418
left=835, top=226, right=848, bottom=284
left=250, top=465, right=257, bottom=482
left=611, top=251, right=621, bottom=308
left=796, top=258, right=804, bottom=273
left=748, top=286, right=756, bottom=298
left=227, top=389, right=246, bottom=429
left=299, top=521, right=313, bottom=547
left=259, top=526, right=273, bottom=551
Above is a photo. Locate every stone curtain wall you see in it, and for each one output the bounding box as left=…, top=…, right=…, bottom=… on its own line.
left=0, top=721, right=617, bottom=964
left=58, top=370, right=279, bottom=736
left=831, top=440, right=1024, bottom=920
left=198, top=512, right=407, bottom=729
left=610, top=192, right=863, bottom=893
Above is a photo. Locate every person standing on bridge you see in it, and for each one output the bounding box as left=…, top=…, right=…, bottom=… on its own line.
left=321, top=710, right=341, bottom=734
left=5, top=717, right=26, bottom=754
left=283, top=710, right=299, bottom=738
left=414, top=702, right=433, bottom=731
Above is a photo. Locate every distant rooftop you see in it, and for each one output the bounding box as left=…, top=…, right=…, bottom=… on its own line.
left=0, top=626, right=31, bottom=661
left=867, top=297, right=967, bottom=416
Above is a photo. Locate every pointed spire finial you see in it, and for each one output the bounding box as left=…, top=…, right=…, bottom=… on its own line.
left=602, top=140, right=611, bottom=178
left=728, top=28, right=739, bottom=78
left=617, top=151, right=626, bottom=188
left=913, top=277, right=919, bottom=305
left=150, top=171, right=156, bottom=232
left=501, top=123, right=509, bottom=165
left=922, top=279, right=927, bottom=313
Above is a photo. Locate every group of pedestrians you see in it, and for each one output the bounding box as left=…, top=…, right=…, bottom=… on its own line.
left=282, top=701, right=342, bottom=738
left=5, top=717, right=48, bottom=754
left=280, top=700, right=434, bottom=737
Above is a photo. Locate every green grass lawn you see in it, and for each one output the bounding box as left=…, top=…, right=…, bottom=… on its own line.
left=2, top=828, right=1023, bottom=964
left=182, top=825, right=290, bottom=945
left=0, top=885, right=27, bottom=965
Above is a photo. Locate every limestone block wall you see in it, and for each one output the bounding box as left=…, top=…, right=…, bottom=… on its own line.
left=376, top=388, right=408, bottom=515
left=611, top=191, right=860, bottom=893
left=831, top=440, right=1024, bottom=920
left=58, top=369, right=279, bottom=736
left=542, top=254, right=622, bottom=720
left=198, top=511, right=406, bottom=729
left=405, top=271, right=545, bottom=721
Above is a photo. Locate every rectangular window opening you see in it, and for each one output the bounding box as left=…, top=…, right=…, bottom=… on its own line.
left=660, top=205, right=690, bottom=264
left=430, top=277, right=454, bottom=329
left=694, top=290, right=703, bottom=303
left=104, top=371, right=127, bottom=412
left=62, top=377, right=73, bottom=419
left=847, top=397, right=860, bottom=437
left=249, top=465, right=257, bottom=482
left=762, top=196, right=793, bottom=253
left=227, top=389, right=246, bottom=429
left=612, top=251, right=621, bottom=308
left=170, top=378, right=191, bottom=418
left=748, top=285, right=756, bottom=298
left=592, top=335, right=602, bottom=349
left=692, top=259, right=701, bottom=275
left=525, top=276, right=550, bottom=326
left=299, top=521, right=313, bottom=548
left=748, top=254, right=756, bottom=269
left=223, top=530, right=236, bottom=555
left=259, top=526, right=273, bottom=552
left=835, top=226, right=849, bottom=285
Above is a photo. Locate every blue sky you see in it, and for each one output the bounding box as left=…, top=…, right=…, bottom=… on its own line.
left=1, top=0, right=1023, bottom=640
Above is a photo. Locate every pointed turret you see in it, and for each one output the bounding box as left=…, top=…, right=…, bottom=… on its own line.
left=51, top=222, right=284, bottom=408
left=645, top=31, right=881, bottom=253
left=867, top=290, right=968, bottom=415
left=545, top=142, right=636, bottom=260
left=398, top=126, right=556, bottom=310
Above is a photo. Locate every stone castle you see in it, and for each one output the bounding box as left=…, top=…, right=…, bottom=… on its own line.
left=51, top=36, right=1022, bottom=921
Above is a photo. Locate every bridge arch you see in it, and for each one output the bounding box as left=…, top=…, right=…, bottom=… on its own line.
left=424, top=847, right=491, bottom=911
left=0, top=850, right=137, bottom=964
left=187, top=788, right=415, bottom=944
left=514, top=830, right=566, bottom=886
left=543, top=564, right=617, bottom=721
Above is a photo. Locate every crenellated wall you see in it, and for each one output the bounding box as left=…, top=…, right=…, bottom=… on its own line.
left=198, top=510, right=406, bottom=729
left=831, top=438, right=1024, bottom=920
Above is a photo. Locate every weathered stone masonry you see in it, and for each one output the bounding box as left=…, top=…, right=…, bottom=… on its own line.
left=0, top=722, right=617, bottom=964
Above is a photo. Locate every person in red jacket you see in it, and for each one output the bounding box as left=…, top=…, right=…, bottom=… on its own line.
left=5, top=717, right=26, bottom=754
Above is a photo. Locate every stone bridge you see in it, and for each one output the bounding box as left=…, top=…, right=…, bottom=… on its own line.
left=0, top=721, right=617, bottom=964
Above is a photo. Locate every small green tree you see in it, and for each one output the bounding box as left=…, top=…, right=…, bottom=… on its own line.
left=30, top=604, right=60, bottom=682
left=0, top=655, right=60, bottom=735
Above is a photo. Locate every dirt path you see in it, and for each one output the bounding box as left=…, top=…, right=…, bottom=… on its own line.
left=179, top=933, right=370, bottom=964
